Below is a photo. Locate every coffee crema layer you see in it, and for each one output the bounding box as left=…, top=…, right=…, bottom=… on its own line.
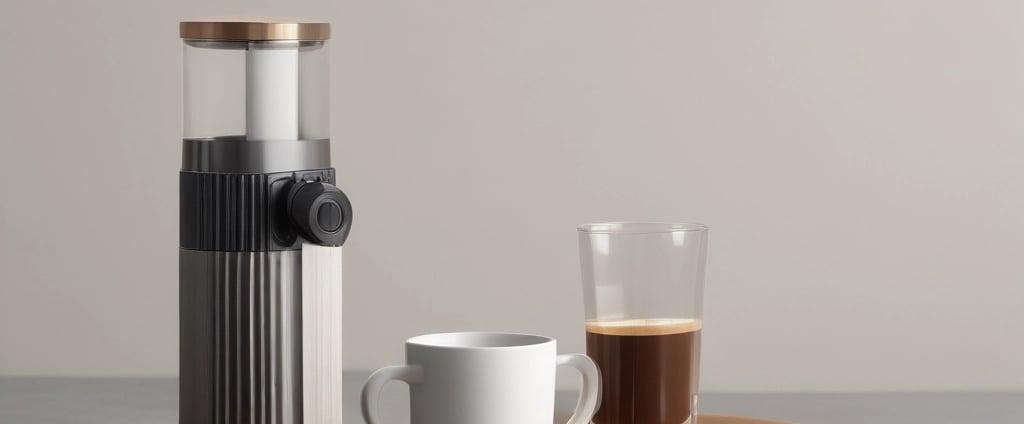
left=585, top=318, right=701, bottom=336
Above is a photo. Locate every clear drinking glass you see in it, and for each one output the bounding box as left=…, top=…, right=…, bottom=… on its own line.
left=578, top=222, right=709, bottom=424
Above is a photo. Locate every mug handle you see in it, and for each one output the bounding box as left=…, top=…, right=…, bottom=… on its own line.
left=556, top=354, right=602, bottom=424
left=360, top=365, right=424, bottom=424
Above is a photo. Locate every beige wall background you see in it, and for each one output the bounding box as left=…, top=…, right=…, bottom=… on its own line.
left=2, top=0, right=1023, bottom=392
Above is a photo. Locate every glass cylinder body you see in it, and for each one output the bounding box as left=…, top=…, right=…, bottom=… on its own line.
left=183, top=39, right=329, bottom=141
left=578, top=222, right=709, bottom=424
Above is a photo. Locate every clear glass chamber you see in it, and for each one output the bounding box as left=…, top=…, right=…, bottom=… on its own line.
left=183, top=39, right=329, bottom=141
left=579, top=222, right=708, bottom=322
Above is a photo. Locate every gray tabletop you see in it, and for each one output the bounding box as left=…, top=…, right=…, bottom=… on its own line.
left=1, top=375, right=1021, bottom=424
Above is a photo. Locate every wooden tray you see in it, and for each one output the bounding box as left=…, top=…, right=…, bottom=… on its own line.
left=554, top=411, right=796, bottom=423
left=699, top=413, right=797, bottom=424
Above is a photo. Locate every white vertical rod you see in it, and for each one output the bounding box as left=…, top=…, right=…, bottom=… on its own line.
left=246, top=42, right=299, bottom=141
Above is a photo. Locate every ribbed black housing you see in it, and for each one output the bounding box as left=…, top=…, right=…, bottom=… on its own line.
left=180, top=169, right=335, bottom=251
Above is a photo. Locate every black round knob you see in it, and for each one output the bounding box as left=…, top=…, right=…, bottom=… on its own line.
left=287, top=180, right=353, bottom=246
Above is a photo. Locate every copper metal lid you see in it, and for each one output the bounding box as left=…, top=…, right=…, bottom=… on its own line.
left=180, top=18, right=330, bottom=41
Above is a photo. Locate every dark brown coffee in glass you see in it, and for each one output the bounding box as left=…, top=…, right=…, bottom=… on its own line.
left=586, top=319, right=701, bottom=424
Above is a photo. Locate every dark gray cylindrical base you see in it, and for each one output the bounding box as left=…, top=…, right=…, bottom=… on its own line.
left=180, top=249, right=303, bottom=424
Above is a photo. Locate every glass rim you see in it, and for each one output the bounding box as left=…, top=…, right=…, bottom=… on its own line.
left=577, top=221, right=708, bottom=234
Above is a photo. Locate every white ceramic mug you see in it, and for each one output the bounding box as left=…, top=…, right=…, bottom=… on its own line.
left=361, top=332, right=601, bottom=424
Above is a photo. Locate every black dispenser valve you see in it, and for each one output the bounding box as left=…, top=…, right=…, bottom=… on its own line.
left=287, top=179, right=353, bottom=246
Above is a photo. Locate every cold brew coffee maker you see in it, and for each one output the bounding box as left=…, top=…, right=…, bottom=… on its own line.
left=179, top=19, right=350, bottom=424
